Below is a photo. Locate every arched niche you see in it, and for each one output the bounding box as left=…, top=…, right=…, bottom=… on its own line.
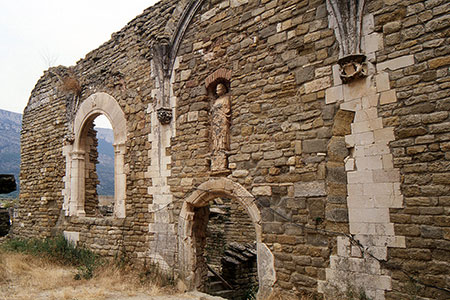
left=178, top=178, right=276, bottom=298
left=68, top=92, right=127, bottom=218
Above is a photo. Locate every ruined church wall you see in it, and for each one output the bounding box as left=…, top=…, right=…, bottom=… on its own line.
left=15, top=0, right=450, bottom=299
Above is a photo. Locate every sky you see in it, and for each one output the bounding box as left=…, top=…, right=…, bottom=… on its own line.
left=0, top=0, right=158, bottom=128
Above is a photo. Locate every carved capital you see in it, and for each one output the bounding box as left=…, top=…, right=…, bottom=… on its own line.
left=157, top=107, right=173, bottom=125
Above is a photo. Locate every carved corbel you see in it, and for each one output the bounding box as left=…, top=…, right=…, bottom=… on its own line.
left=326, top=0, right=368, bottom=83
left=157, top=107, right=173, bottom=125
left=338, top=53, right=368, bottom=83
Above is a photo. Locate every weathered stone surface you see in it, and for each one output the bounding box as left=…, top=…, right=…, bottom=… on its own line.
left=302, top=139, right=328, bottom=153
left=294, top=181, right=327, bottom=197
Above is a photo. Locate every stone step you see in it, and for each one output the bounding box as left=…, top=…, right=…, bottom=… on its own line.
left=209, top=289, right=235, bottom=299
left=208, top=280, right=226, bottom=292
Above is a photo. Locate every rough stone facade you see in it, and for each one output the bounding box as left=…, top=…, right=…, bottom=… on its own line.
left=15, top=0, right=449, bottom=299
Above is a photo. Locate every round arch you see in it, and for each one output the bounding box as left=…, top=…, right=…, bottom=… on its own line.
left=178, top=178, right=276, bottom=298
left=68, top=92, right=127, bottom=218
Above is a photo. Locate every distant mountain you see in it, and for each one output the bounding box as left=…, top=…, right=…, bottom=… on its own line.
left=95, top=127, right=114, bottom=196
left=0, top=108, right=115, bottom=197
left=0, top=109, right=21, bottom=198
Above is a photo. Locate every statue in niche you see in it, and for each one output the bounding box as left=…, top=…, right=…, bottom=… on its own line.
left=210, top=83, right=231, bottom=173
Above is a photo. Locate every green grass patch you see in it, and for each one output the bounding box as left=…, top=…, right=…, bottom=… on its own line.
left=1, top=235, right=102, bottom=280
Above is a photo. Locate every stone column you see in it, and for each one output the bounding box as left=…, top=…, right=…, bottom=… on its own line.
left=70, top=150, right=86, bottom=217
left=114, top=142, right=126, bottom=218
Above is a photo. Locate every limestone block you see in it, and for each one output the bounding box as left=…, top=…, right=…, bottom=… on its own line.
left=364, top=33, right=384, bottom=53
left=377, top=55, right=415, bottom=71
left=375, top=72, right=390, bottom=92
left=257, top=243, right=276, bottom=297
left=304, top=77, right=332, bottom=93
left=354, top=108, right=378, bottom=122
left=231, top=0, right=248, bottom=8
left=325, top=85, right=344, bottom=104
left=351, top=246, right=363, bottom=258
left=348, top=195, right=376, bottom=209
left=343, top=77, right=373, bottom=101
left=252, top=186, right=272, bottom=196
left=349, top=208, right=390, bottom=223
left=332, top=64, right=343, bottom=86
left=337, top=236, right=350, bottom=257
left=294, top=181, right=327, bottom=197
left=340, top=98, right=362, bottom=112
left=362, top=94, right=380, bottom=109
left=351, top=118, right=383, bottom=133
left=353, top=131, right=375, bottom=146
left=374, top=128, right=395, bottom=143
left=379, top=90, right=397, bottom=105
left=362, top=14, right=375, bottom=36
left=347, top=171, right=373, bottom=184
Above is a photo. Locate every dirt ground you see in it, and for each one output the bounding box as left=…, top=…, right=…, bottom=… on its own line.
left=0, top=251, right=224, bottom=300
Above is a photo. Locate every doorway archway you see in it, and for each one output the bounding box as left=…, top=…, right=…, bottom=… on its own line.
left=178, top=178, right=276, bottom=298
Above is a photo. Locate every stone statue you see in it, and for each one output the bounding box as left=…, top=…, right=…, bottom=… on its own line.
left=210, top=83, right=231, bottom=173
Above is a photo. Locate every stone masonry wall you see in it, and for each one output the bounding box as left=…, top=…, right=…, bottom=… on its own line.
left=375, top=1, right=450, bottom=299
left=16, top=0, right=449, bottom=299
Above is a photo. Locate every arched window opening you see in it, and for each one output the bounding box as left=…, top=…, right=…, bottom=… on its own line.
left=67, top=92, right=126, bottom=219
left=79, top=114, right=115, bottom=217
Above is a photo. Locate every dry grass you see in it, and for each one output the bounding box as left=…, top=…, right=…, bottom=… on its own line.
left=0, top=251, right=171, bottom=300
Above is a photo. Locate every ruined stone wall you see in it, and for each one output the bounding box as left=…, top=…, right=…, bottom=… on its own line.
left=16, top=0, right=449, bottom=299
left=374, top=1, right=450, bottom=299
left=17, top=73, right=68, bottom=238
